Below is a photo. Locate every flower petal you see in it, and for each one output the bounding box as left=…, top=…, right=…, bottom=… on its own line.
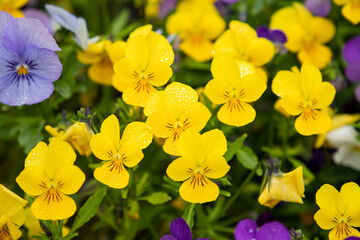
left=245, top=38, right=275, bottom=66
left=204, top=79, right=232, bottom=105
left=31, top=189, right=76, bottom=220
left=24, top=141, right=48, bottom=168
left=53, top=165, right=85, bottom=195
left=298, top=43, right=332, bottom=70
left=170, top=218, right=192, bottom=240
left=310, top=17, right=335, bottom=44
left=100, top=114, right=120, bottom=148
left=210, top=54, right=240, bottom=87
left=146, top=109, right=177, bottom=138
left=122, top=82, right=157, bottom=107
left=178, top=102, right=211, bottom=132
left=119, top=143, right=144, bottom=168
left=147, top=31, right=174, bottom=65
left=126, top=35, right=148, bottom=70
left=0, top=185, right=27, bottom=220
left=166, top=156, right=197, bottom=182
left=295, top=109, right=332, bottom=135
left=300, top=63, right=322, bottom=98
left=16, top=166, right=49, bottom=196
left=90, top=134, right=118, bottom=161
left=343, top=36, right=360, bottom=63
left=309, top=82, right=336, bottom=109
left=328, top=225, right=360, bottom=240
left=314, top=207, right=340, bottom=230
left=234, top=218, right=257, bottom=240
left=342, top=3, right=360, bottom=25
left=113, top=58, right=142, bottom=85
left=257, top=221, right=291, bottom=240
left=177, top=130, right=205, bottom=165
left=316, top=184, right=342, bottom=211
left=163, top=134, right=181, bottom=156
left=217, top=100, right=256, bottom=127
left=201, top=129, right=227, bottom=156
left=237, top=74, right=267, bottom=103
left=179, top=175, right=219, bottom=203
left=121, top=122, right=153, bottom=149
left=144, top=91, right=166, bottom=116
left=94, top=160, right=130, bottom=189
left=88, top=58, right=114, bottom=85
left=180, top=37, right=213, bottom=62
left=202, top=154, right=230, bottom=179
left=145, top=62, right=172, bottom=87
left=345, top=61, right=360, bottom=83
left=272, top=70, right=301, bottom=97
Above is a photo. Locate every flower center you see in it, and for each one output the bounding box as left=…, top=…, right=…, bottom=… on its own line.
left=334, top=222, right=352, bottom=238
left=134, top=77, right=152, bottom=93
left=189, top=172, right=208, bottom=188
left=43, top=187, right=63, bottom=204
left=107, top=158, right=125, bottom=173
left=301, top=107, right=318, bottom=122
left=16, top=64, right=29, bottom=75
left=0, top=224, right=11, bottom=240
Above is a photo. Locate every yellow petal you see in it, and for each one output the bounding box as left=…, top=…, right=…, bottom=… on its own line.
left=12, top=0, right=28, bottom=8
left=314, top=207, right=341, bottom=230
left=210, top=54, right=240, bottom=87
left=166, top=156, right=197, bottom=181
left=90, top=134, right=118, bottom=161
left=213, top=30, right=241, bottom=59
left=77, top=40, right=109, bottom=64
left=25, top=141, right=48, bottom=168
left=119, top=143, right=144, bottom=168
left=199, top=11, right=226, bottom=40
left=295, top=109, right=332, bottom=135
left=5, top=220, right=22, bottom=240
left=112, top=75, right=133, bottom=92
left=200, top=129, right=227, bottom=156
left=217, top=100, right=256, bottom=127
left=278, top=92, right=306, bottom=116
left=16, top=166, right=49, bottom=196
left=146, top=109, right=177, bottom=138
left=328, top=224, right=360, bottom=240
left=145, top=62, right=172, bottom=87
left=316, top=184, right=342, bottom=211
left=334, top=0, right=350, bottom=5
left=94, top=160, right=130, bottom=189
left=237, top=74, right=267, bottom=103
left=113, top=58, right=142, bottom=84
left=272, top=70, right=301, bottom=97
left=202, top=154, right=230, bottom=179
left=179, top=174, right=219, bottom=203
left=180, top=37, right=213, bottom=62
left=53, top=165, right=85, bottom=195
left=163, top=133, right=181, bottom=156
left=147, top=31, right=174, bottom=65
left=122, top=82, right=157, bottom=107
left=178, top=102, right=211, bottom=132
left=300, top=63, right=323, bottom=98
left=31, top=189, right=76, bottom=220
left=204, top=79, right=232, bottom=105
left=88, top=58, right=114, bottom=85
left=126, top=35, right=149, bottom=71
left=129, top=24, right=152, bottom=38
left=177, top=130, right=205, bottom=165
left=100, top=114, right=120, bottom=147
left=309, top=82, right=336, bottom=109
left=10, top=209, right=26, bottom=230
left=340, top=182, right=360, bottom=224
left=105, top=40, right=126, bottom=63
left=298, top=43, right=332, bottom=70
left=245, top=38, right=275, bottom=66
left=144, top=91, right=166, bottom=116
left=332, top=114, right=360, bottom=130
left=342, top=3, right=360, bottom=25
left=310, top=17, right=335, bottom=44
left=24, top=207, right=44, bottom=240
left=121, top=122, right=153, bottom=149
left=44, top=139, right=76, bottom=179
left=0, top=185, right=27, bottom=220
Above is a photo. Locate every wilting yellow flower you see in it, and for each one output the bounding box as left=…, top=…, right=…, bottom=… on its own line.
left=166, top=130, right=230, bottom=203
left=0, top=184, right=27, bottom=240
left=144, top=82, right=211, bottom=156
left=77, top=39, right=126, bottom=85
left=166, top=0, right=225, bottom=62
left=16, top=139, right=86, bottom=220
left=113, top=25, right=174, bottom=107
left=213, top=21, right=275, bottom=81
left=272, top=63, right=336, bottom=136
left=334, top=0, right=360, bottom=25
left=0, top=0, right=28, bottom=17
left=46, top=121, right=94, bottom=157
left=270, top=2, right=335, bottom=69
left=90, top=115, right=153, bottom=189
left=258, top=166, right=305, bottom=208
left=204, top=54, right=267, bottom=127
left=314, top=182, right=360, bottom=240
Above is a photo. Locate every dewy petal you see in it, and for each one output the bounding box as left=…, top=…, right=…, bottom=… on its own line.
left=345, top=61, right=360, bottom=83
left=100, top=114, right=120, bottom=148
left=179, top=174, right=219, bottom=203
left=163, top=134, right=182, bottom=156
left=314, top=207, right=340, bottom=230
left=122, top=81, right=157, bottom=107
left=94, top=160, right=130, bottom=189
left=53, top=165, right=85, bottom=195
left=316, top=184, right=342, bottom=211
left=204, top=79, right=232, bottom=105
left=178, top=102, right=211, bottom=132
left=121, top=122, right=153, bottom=149
left=146, top=109, right=177, bottom=138
left=201, top=154, right=230, bottom=179
left=90, top=134, right=118, bottom=161
left=145, top=62, right=173, bottom=87
left=298, top=43, right=332, bottom=70
left=177, top=130, right=205, bottom=165
left=272, top=70, right=301, bottom=97
left=24, top=141, right=48, bottom=167
left=245, top=38, right=275, bottom=66
left=166, top=157, right=197, bottom=182
left=119, top=143, right=144, bottom=168
left=200, top=129, right=227, bottom=156
left=170, top=218, right=192, bottom=240
left=147, top=31, right=174, bottom=65
left=144, top=91, right=166, bottom=116
left=257, top=221, right=291, bottom=240
left=217, top=100, right=256, bottom=127
left=31, top=189, right=76, bottom=220
left=234, top=218, right=258, bottom=240
left=343, top=36, right=360, bottom=63
left=310, top=17, right=335, bottom=44
left=16, top=166, right=49, bottom=197
left=3, top=17, right=60, bottom=56
left=295, top=108, right=332, bottom=135
left=309, top=82, right=336, bottom=109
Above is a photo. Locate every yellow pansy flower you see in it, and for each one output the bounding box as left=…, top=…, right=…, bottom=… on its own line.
left=0, top=0, right=28, bottom=17
left=213, top=21, right=275, bottom=82
left=166, top=0, right=225, bottom=62
left=89, top=114, right=153, bottom=189
left=314, top=182, right=360, bottom=240
left=166, top=130, right=230, bottom=203
left=272, top=63, right=336, bottom=136
left=77, top=39, right=126, bottom=85
left=0, top=185, right=27, bottom=240
left=270, top=2, right=335, bottom=69
left=204, top=54, right=267, bottom=127
left=144, top=82, right=211, bottom=156
left=258, top=166, right=305, bottom=208
left=16, top=139, right=86, bottom=220
left=113, top=25, right=174, bottom=107
left=45, top=121, right=94, bottom=157
left=334, top=0, right=360, bottom=25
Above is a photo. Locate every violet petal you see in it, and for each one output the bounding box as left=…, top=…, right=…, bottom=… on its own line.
left=345, top=61, right=360, bottom=83
left=170, top=218, right=192, bottom=240
left=160, top=235, right=178, bottom=240
left=257, top=26, right=271, bottom=39
left=355, top=85, right=360, bottom=102
left=343, top=36, right=360, bottom=63
left=305, top=0, right=331, bottom=17
left=24, top=9, right=53, bottom=35
left=270, top=30, right=287, bottom=44
left=234, top=219, right=258, bottom=240
left=256, top=221, right=290, bottom=240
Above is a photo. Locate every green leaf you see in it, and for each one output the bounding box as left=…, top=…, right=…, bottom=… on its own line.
left=182, top=203, right=196, bottom=229
left=70, top=188, right=107, bottom=233
left=141, top=192, right=172, bottom=205
left=219, top=190, right=231, bottom=197
left=236, top=146, right=258, bottom=170
left=224, top=134, right=247, bottom=161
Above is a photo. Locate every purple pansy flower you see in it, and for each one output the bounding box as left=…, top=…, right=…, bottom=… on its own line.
left=0, top=11, right=62, bottom=106
left=342, top=36, right=360, bottom=102
left=23, top=8, right=53, bottom=34
left=304, top=0, right=331, bottom=17
left=257, top=26, right=287, bottom=54
left=234, top=218, right=291, bottom=240
left=161, top=218, right=210, bottom=240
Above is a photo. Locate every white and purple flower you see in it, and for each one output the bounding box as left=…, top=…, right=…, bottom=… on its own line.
left=0, top=11, right=62, bottom=106
left=343, top=36, right=360, bottom=102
